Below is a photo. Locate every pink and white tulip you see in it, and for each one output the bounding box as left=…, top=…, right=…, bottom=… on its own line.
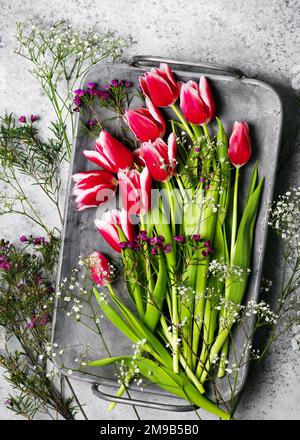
left=228, top=122, right=252, bottom=168
left=88, top=251, right=116, bottom=286
left=139, top=64, right=179, bottom=107
left=125, top=99, right=166, bottom=142
left=118, top=167, right=152, bottom=215
left=94, top=208, right=135, bottom=253
left=180, top=76, right=215, bottom=125
left=140, top=133, right=177, bottom=182
left=72, top=170, right=118, bottom=211
left=83, top=130, right=133, bottom=173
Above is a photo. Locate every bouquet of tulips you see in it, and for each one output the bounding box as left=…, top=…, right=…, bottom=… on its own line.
left=72, top=64, right=263, bottom=419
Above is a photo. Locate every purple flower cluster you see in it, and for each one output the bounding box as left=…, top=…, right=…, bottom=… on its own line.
left=201, top=239, right=214, bottom=257
left=27, top=314, right=48, bottom=330
left=119, top=231, right=171, bottom=254
left=0, top=254, right=11, bottom=271
left=18, top=115, right=38, bottom=124
left=20, top=235, right=49, bottom=247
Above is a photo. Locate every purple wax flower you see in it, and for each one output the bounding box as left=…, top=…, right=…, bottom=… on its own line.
left=204, top=240, right=211, bottom=247
left=104, top=84, right=111, bottom=90
left=119, top=241, right=128, bottom=249
left=4, top=399, right=12, bottom=407
left=202, top=250, right=208, bottom=257
left=40, top=314, right=48, bottom=327
left=88, top=89, right=96, bottom=96
left=192, top=234, right=201, bottom=242
left=140, top=230, right=148, bottom=241
left=101, top=92, right=110, bottom=100
left=19, top=235, right=28, bottom=243
left=164, top=244, right=172, bottom=253
left=27, top=318, right=36, bottom=329
left=18, top=115, right=26, bottom=123
left=149, top=237, right=157, bottom=245
left=87, top=119, right=95, bottom=127
left=33, top=237, right=44, bottom=245
left=34, top=276, right=41, bottom=285
left=74, top=89, right=85, bottom=96
left=111, top=79, right=119, bottom=87
left=87, top=82, right=96, bottom=89
left=127, top=241, right=135, bottom=248
left=30, top=115, right=38, bottom=123
left=205, top=185, right=210, bottom=190
left=151, top=247, right=158, bottom=255
left=174, top=235, right=185, bottom=243
left=194, top=147, right=200, bottom=152
left=125, top=81, right=131, bottom=88
left=156, top=235, right=165, bottom=244
left=200, top=177, right=205, bottom=183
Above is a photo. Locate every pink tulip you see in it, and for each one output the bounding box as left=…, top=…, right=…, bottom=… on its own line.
left=118, top=167, right=152, bottom=215
left=83, top=130, right=133, bottom=173
left=88, top=251, right=116, bottom=286
left=94, top=208, right=135, bottom=253
left=228, top=122, right=252, bottom=168
left=139, top=63, right=179, bottom=107
left=179, top=76, right=215, bottom=125
left=72, top=170, right=118, bottom=211
left=125, top=99, right=166, bottom=142
left=140, top=133, right=177, bottom=182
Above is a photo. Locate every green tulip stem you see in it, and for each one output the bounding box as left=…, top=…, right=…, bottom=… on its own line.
left=160, top=317, right=205, bottom=393
left=171, top=284, right=179, bottom=373
left=108, top=383, right=126, bottom=411
left=170, top=104, right=195, bottom=141
left=200, top=327, right=230, bottom=384
left=217, top=338, right=229, bottom=378
left=165, top=180, right=176, bottom=237
left=202, top=123, right=210, bottom=140
left=231, top=167, right=240, bottom=256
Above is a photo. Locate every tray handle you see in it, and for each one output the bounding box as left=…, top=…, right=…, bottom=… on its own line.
left=130, top=55, right=244, bottom=78
left=91, top=384, right=196, bottom=412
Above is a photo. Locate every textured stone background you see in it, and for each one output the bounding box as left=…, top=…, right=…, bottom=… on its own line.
left=0, top=0, right=299, bottom=420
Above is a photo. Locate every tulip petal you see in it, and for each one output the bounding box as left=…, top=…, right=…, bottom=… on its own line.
left=180, top=81, right=208, bottom=125
left=95, top=218, right=121, bottom=253
left=159, top=63, right=180, bottom=99
left=141, top=141, right=169, bottom=182
left=140, top=166, right=152, bottom=213
left=120, top=208, right=135, bottom=241
left=82, top=150, right=116, bottom=173
left=167, top=133, right=177, bottom=173
left=146, top=98, right=166, bottom=138
left=199, top=76, right=215, bottom=122
left=125, top=108, right=161, bottom=142
left=144, top=72, right=175, bottom=107
left=95, top=131, right=133, bottom=172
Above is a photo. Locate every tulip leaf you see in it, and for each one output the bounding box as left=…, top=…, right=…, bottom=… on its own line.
left=88, top=356, right=133, bottom=367
left=216, top=117, right=231, bottom=226
left=144, top=255, right=167, bottom=331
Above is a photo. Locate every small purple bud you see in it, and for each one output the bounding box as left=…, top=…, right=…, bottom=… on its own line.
left=174, top=235, right=185, bottom=243
left=192, top=234, right=201, bottom=242
left=202, top=250, right=208, bottom=257
left=164, top=244, right=172, bottom=253
left=87, top=119, right=95, bottom=127
left=149, top=237, right=157, bottom=245
left=194, top=147, right=200, bottom=152
left=74, top=89, right=85, bottom=96
left=19, top=235, right=28, bottom=243
left=104, top=84, right=111, bottom=90
left=125, top=81, right=131, bottom=88
left=111, top=79, right=119, bottom=87
left=151, top=247, right=158, bottom=255
left=205, top=185, right=210, bottom=190
left=30, top=115, right=38, bottom=123
left=204, top=240, right=211, bottom=247
left=127, top=241, right=135, bottom=248
left=119, top=241, right=128, bottom=249
left=5, top=399, right=12, bottom=407
left=200, top=177, right=205, bottom=183
left=18, top=115, right=26, bottom=123
left=87, top=82, right=96, bottom=89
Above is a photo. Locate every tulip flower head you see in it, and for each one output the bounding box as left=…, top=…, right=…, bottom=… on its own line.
left=228, top=122, right=252, bottom=168
left=118, top=167, right=152, bottom=215
left=88, top=251, right=117, bottom=286
left=94, top=208, right=135, bottom=253
left=83, top=130, right=133, bottom=173
left=125, top=99, right=166, bottom=142
left=179, top=76, right=215, bottom=125
left=140, top=133, right=177, bottom=182
left=139, top=63, right=180, bottom=107
left=72, top=170, right=118, bottom=211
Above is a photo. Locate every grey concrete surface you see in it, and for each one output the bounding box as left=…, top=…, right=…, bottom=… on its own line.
left=0, top=0, right=299, bottom=420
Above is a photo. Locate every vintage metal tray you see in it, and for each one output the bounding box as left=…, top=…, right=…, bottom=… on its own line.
left=52, top=56, right=283, bottom=412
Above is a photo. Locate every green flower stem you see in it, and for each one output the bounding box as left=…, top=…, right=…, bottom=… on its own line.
left=165, top=180, right=176, bottom=237
left=171, top=284, right=179, bottom=373
left=200, top=328, right=230, bottom=384
left=160, top=317, right=205, bottom=394
left=170, top=105, right=195, bottom=141
left=108, top=383, right=126, bottom=411
left=231, top=167, right=240, bottom=255
left=217, top=338, right=229, bottom=378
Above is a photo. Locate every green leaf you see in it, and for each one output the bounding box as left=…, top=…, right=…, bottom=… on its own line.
left=144, top=255, right=167, bottom=331
left=88, top=356, right=133, bottom=367
left=216, top=118, right=231, bottom=226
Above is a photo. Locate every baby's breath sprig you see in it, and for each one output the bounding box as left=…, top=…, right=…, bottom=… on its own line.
left=14, top=20, right=126, bottom=159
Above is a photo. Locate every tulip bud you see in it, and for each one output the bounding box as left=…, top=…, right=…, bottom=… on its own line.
left=125, top=99, right=166, bottom=142
left=72, top=170, right=118, bottom=211
left=118, top=167, right=152, bottom=215
left=83, top=130, right=133, bottom=173
left=140, top=133, right=177, bottom=182
left=179, top=76, right=215, bottom=125
left=228, top=122, right=252, bottom=168
left=139, top=63, right=179, bottom=107
left=94, top=208, right=135, bottom=253
left=88, top=251, right=117, bottom=286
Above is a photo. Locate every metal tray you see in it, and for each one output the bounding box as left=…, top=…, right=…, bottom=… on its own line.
left=52, top=56, right=283, bottom=411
